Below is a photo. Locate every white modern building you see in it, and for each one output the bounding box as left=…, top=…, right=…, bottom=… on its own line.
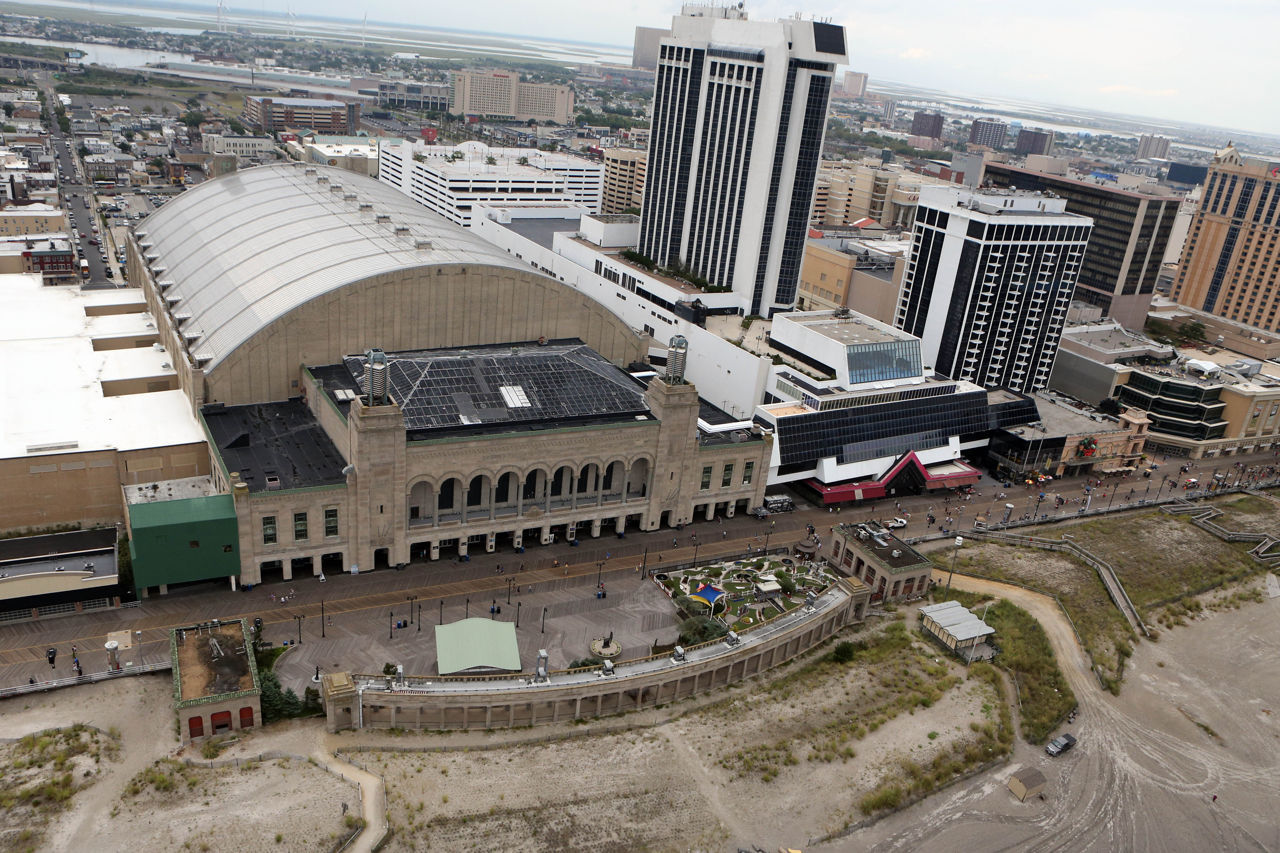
left=379, top=140, right=602, bottom=227
left=895, top=186, right=1094, bottom=394
left=201, top=135, right=275, bottom=158
left=639, top=4, right=847, bottom=316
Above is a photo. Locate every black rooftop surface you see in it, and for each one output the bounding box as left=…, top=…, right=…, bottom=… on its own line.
left=0, top=528, right=116, bottom=563
left=501, top=216, right=581, bottom=250
left=313, top=340, right=653, bottom=441
left=202, top=399, right=347, bottom=493
left=698, top=398, right=740, bottom=426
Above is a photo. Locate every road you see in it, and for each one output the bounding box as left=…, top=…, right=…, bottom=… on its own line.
left=835, top=573, right=1280, bottom=852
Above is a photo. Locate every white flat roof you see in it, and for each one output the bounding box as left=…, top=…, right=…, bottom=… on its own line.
left=0, top=274, right=205, bottom=459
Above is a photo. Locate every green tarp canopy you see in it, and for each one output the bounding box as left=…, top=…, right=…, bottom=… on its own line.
left=435, top=618, right=521, bottom=674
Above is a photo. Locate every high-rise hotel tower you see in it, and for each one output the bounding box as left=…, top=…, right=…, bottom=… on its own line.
left=638, top=4, right=847, bottom=316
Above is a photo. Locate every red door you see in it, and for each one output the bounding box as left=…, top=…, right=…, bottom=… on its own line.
left=239, top=706, right=255, bottom=729
left=188, top=716, right=204, bottom=739
left=210, top=710, right=232, bottom=733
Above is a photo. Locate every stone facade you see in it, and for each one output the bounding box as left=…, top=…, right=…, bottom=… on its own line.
left=222, top=375, right=770, bottom=584
left=828, top=524, right=933, bottom=602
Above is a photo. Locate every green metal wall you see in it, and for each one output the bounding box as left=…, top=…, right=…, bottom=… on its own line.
left=128, top=495, right=240, bottom=592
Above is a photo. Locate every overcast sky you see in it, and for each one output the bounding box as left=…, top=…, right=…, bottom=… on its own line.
left=385, top=0, right=1273, bottom=135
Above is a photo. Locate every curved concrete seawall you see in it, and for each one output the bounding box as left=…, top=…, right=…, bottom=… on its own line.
left=322, top=578, right=868, bottom=731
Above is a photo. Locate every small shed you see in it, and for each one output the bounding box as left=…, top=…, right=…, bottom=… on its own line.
left=920, top=600, right=996, bottom=662
left=1008, top=766, right=1047, bottom=802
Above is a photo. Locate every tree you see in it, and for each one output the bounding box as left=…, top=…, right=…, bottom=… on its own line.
left=123, top=129, right=134, bottom=140
left=1097, top=397, right=1122, bottom=416
left=1178, top=320, right=1207, bottom=343
left=77, top=144, right=89, bottom=158
left=227, top=118, right=246, bottom=135
left=180, top=110, right=205, bottom=128
left=117, top=141, right=131, bottom=154
left=2, top=102, right=12, bottom=117
left=259, top=670, right=290, bottom=722
left=677, top=615, right=728, bottom=646
left=776, top=571, right=797, bottom=596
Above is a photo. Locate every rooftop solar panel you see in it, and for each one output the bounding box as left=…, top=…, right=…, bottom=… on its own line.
left=341, top=342, right=648, bottom=432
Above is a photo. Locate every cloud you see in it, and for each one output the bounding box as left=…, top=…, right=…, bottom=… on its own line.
left=898, top=47, right=930, bottom=60
left=1097, top=84, right=1180, bottom=98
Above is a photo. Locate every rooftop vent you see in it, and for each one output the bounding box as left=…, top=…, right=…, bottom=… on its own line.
left=330, top=184, right=343, bottom=193
left=666, top=335, right=688, bottom=384
left=375, top=214, right=391, bottom=224
left=415, top=239, right=433, bottom=251
left=394, top=226, right=411, bottom=237
left=304, top=168, right=316, bottom=176
left=364, top=347, right=389, bottom=405
left=344, top=193, right=358, bottom=201
left=317, top=175, right=329, bottom=184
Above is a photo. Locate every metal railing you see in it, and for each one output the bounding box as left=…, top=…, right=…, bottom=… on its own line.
left=0, top=661, right=169, bottom=699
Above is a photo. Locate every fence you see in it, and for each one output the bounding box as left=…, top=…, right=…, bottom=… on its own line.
left=964, top=527, right=1149, bottom=638
left=0, top=595, right=125, bottom=625
left=0, top=660, right=169, bottom=700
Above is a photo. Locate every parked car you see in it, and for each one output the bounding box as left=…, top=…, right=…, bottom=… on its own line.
left=87, top=238, right=98, bottom=246
left=1045, top=733, right=1077, bottom=756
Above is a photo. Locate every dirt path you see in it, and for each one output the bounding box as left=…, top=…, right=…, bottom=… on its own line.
left=312, top=747, right=387, bottom=853
left=837, top=575, right=1280, bottom=853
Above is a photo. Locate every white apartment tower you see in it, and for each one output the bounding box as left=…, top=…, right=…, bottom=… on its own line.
left=895, top=186, right=1094, bottom=394
left=638, top=4, right=847, bottom=316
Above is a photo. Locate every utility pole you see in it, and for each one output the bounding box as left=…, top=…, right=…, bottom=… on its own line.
left=320, top=599, right=325, bottom=638
left=406, top=594, right=417, bottom=624
left=293, top=613, right=304, bottom=645
left=944, top=536, right=963, bottom=597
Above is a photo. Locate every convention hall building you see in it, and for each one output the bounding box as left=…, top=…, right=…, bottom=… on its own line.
left=120, top=163, right=768, bottom=591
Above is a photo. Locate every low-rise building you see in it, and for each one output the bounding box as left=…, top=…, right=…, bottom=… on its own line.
left=379, top=139, right=602, bottom=225
left=985, top=393, right=1150, bottom=479
left=0, top=233, right=76, bottom=282
left=919, top=600, right=996, bottom=662
left=796, top=234, right=906, bottom=323
left=375, top=80, right=450, bottom=112
left=243, top=96, right=360, bottom=134
left=1050, top=319, right=1280, bottom=458
left=0, top=202, right=66, bottom=236
left=171, top=619, right=262, bottom=742
left=201, top=134, right=275, bottom=158
left=829, top=522, right=933, bottom=602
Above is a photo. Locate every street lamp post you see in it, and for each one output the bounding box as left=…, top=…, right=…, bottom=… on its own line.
left=439, top=599, right=443, bottom=625
left=541, top=606, right=548, bottom=634
left=465, top=598, right=470, bottom=618
left=641, top=546, right=649, bottom=578
left=507, top=577, right=513, bottom=604
left=516, top=601, right=522, bottom=628
left=294, top=613, right=304, bottom=645
left=406, top=594, right=417, bottom=624
left=596, top=559, right=604, bottom=587
left=692, top=541, right=700, bottom=567
left=944, top=536, right=963, bottom=597
left=491, top=598, right=497, bottom=619
left=320, top=599, right=325, bottom=639
left=417, top=601, right=421, bottom=631
left=388, top=610, right=393, bottom=641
